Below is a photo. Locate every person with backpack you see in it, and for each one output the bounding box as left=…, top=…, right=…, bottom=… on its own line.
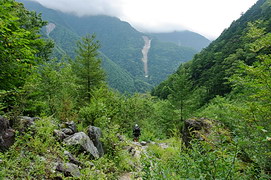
left=133, top=124, right=141, bottom=142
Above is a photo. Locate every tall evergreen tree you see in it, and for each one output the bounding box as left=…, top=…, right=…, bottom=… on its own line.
left=73, top=34, right=105, bottom=104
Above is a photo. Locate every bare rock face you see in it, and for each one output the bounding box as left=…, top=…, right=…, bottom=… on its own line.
left=182, top=118, right=212, bottom=146
left=0, top=116, right=9, bottom=132
left=16, top=116, right=39, bottom=133
left=182, top=117, right=231, bottom=147
left=0, top=116, right=15, bottom=152
left=64, top=132, right=99, bottom=159
left=88, top=126, right=104, bottom=157
left=56, top=162, right=81, bottom=177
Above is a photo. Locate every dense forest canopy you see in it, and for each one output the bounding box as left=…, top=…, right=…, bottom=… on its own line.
left=0, top=0, right=271, bottom=179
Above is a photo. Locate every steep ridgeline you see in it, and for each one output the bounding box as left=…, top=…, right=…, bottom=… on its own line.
left=152, top=0, right=271, bottom=102
left=19, top=0, right=197, bottom=93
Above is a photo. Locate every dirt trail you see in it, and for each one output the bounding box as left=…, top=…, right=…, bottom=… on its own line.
left=141, top=36, right=151, bottom=78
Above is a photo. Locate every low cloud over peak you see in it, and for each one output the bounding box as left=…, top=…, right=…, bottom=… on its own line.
left=35, top=0, right=123, bottom=17
left=33, top=0, right=257, bottom=39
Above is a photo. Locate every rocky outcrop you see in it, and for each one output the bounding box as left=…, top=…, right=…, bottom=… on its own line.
left=54, top=122, right=103, bottom=159
left=53, top=129, right=69, bottom=141
left=64, top=121, right=77, bottom=134
left=64, top=132, right=99, bottom=159
left=16, top=116, right=39, bottom=133
left=64, top=151, right=85, bottom=167
left=0, top=116, right=41, bottom=151
left=182, top=117, right=212, bottom=146
left=56, top=162, right=81, bottom=177
left=182, top=117, right=231, bottom=147
left=88, top=126, right=104, bottom=157
left=0, top=116, right=15, bottom=152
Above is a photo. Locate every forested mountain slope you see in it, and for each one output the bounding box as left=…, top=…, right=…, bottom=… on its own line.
left=151, top=0, right=271, bottom=175
left=19, top=0, right=197, bottom=93
left=152, top=0, right=271, bottom=101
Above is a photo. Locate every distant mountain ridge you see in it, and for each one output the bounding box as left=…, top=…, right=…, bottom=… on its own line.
left=149, top=31, right=211, bottom=51
left=152, top=0, right=271, bottom=100
left=18, top=0, right=205, bottom=93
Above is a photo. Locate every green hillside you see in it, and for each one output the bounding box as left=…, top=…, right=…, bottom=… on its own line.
left=152, top=0, right=271, bottom=101
left=19, top=0, right=197, bottom=93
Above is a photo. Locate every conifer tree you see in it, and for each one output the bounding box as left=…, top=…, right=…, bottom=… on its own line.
left=73, top=34, right=105, bottom=104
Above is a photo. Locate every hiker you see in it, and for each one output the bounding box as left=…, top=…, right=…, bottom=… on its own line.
left=133, top=124, right=141, bottom=142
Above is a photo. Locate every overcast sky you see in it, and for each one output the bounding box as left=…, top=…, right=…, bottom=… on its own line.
left=34, top=0, right=258, bottom=39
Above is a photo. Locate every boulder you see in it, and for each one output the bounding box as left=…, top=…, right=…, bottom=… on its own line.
left=88, top=126, right=104, bottom=157
left=16, top=116, right=39, bottom=133
left=64, top=121, right=77, bottom=134
left=0, top=116, right=9, bottom=132
left=61, top=128, right=74, bottom=135
left=182, top=118, right=212, bottom=146
left=64, top=132, right=99, bottom=159
left=182, top=117, right=231, bottom=147
left=64, top=151, right=85, bottom=167
left=56, top=162, right=81, bottom=177
left=140, top=141, right=147, bottom=146
left=53, top=130, right=68, bottom=141
left=0, top=116, right=15, bottom=152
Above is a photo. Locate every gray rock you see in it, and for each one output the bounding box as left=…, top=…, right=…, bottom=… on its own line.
left=64, top=132, right=99, bottom=159
left=61, top=128, right=74, bottom=135
left=88, top=126, right=104, bottom=157
left=117, top=133, right=125, bottom=141
left=0, top=116, right=15, bottom=152
left=140, top=141, right=147, bottom=146
left=0, top=116, right=9, bottom=133
left=182, top=118, right=212, bottom=147
left=158, top=143, right=169, bottom=149
left=64, top=151, right=84, bottom=167
left=56, top=162, right=81, bottom=177
left=16, top=116, right=39, bottom=133
left=64, top=121, right=77, bottom=133
left=53, top=130, right=68, bottom=141
left=18, top=116, right=38, bottom=126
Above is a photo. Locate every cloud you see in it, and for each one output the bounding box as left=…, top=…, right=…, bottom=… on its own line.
left=35, top=0, right=124, bottom=17
left=34, top=0, right=258, bottom=39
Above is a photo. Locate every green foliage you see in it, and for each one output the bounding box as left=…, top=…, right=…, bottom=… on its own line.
left=19, top=59, right=78, bottom=122
left=153, top=0, right=271, bottom=103
left=141, top=138, right=265, bottom=179
left=72, top=34, right=106, bottom=105
left=0, top=0, right=53, bottom=112
left=228, top=22, right=271, bottom=171
left=0, top=117, right=63, bottom=179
